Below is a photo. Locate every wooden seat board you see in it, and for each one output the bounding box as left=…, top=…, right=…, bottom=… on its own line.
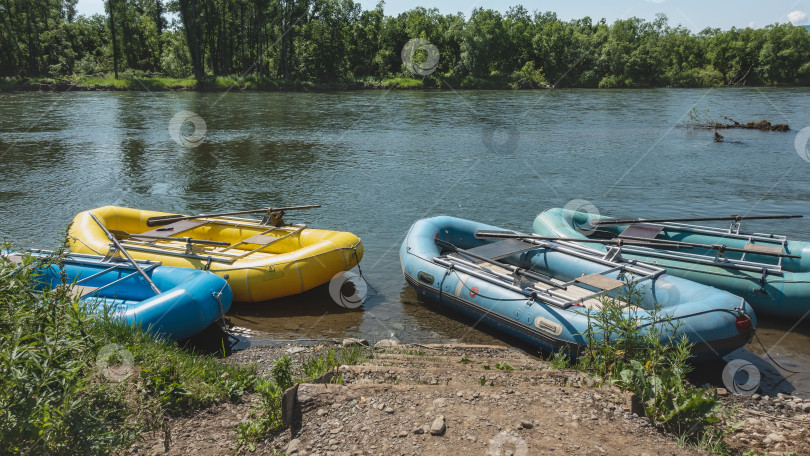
left=743, top=243, right=783, bottom=255
left=575, top=273, right=625, bottom=291
left=58, top=284, right=99, bottom=299
left=242, top=234, right=280, bottom=245
left=5, top=254, right=23, bottom=265
left=619, top=223, right=664, bottom=240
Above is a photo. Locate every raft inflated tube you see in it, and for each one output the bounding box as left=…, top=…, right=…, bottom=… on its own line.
left=68, top=206, right=364, bottom=302
left=401, top=216, right=757, bottom=361
left=533, top=208, right=810, bottom=319
left=16, top=251, right=232, bottom=341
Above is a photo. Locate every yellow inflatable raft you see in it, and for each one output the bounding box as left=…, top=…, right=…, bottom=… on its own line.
left=68, top=206, right=364, bottom=302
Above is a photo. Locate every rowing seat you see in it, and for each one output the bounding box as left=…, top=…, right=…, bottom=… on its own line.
left=461, top=239, right=537, bottom=261
left=545, top=276, right=636, bottom=311
left=743, top=243, right=783, bottom=255
left=57, top=284, right=99, bottom=299
left=242, top=234, right=279, bottom=246
left=619, top=223, right=663, bottom=240
left=134, top=219, right=208, bottom=240
left=575, top=273, right=625, bottom=291
left=4, top=254, right=23, bottom=265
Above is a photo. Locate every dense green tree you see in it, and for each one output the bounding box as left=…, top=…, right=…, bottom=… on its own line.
left=3, top=2, right=810, bottom=87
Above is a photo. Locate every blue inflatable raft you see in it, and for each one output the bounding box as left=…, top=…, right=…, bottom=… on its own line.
left=534, top=208, right=810, bottom=320
left=6, top=250, right=232, bottom=341
left=400, top=216, right=756, bottom=360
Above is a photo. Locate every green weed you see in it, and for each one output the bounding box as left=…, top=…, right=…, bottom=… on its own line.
left=573, top=280, right=725, bottom=450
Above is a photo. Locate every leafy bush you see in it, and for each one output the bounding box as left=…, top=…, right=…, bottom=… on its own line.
left=598, top=75, right=623, bottom=88
left=510, top=61, right=549, bottom=88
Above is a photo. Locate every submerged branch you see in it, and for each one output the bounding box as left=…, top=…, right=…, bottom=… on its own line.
left=683, top=107, right=790, bottom=133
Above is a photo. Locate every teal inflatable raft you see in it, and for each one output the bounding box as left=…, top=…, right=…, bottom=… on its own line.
left=401, top=216, right=756, bottom=360
left=4, top=250, right=232, bottom=340
left=534, top=208, right=810, bottom=320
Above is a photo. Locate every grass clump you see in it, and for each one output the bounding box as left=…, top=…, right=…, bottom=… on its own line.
left=557, top=280, right=728, bottom=453
left=495, top=361, right=514, bottom=371
left=381, top=77, right=423, bottom=89
left=237, top=346, right=369, bottom=449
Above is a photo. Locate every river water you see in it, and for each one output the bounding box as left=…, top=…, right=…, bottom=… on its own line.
left=1, top=88, right=809, bottom=394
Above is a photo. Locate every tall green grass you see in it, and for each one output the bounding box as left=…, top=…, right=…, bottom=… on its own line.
left=0, top=245, right=256, bottom=455
left=1, top=243, right=372, bottom=454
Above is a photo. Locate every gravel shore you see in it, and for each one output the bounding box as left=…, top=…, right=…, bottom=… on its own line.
left=130, top=341, right=810, bottom=456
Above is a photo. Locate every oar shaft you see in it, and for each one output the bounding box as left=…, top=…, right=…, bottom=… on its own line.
left=474, top=231, right=689, bottom=249
left=593, top=214, right=803, bottom=226
left=146, top=204, right=321, bottom=227
left=435, top=238, right=563, bottom=289
left=89, top=213, right=161, bottom=295
left=619, top=234, right=801, bottom=258
left=111, top=230, right=230, bottom=246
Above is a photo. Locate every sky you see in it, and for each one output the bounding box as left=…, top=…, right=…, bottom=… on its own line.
left=75, top=0, right=810, bottom=32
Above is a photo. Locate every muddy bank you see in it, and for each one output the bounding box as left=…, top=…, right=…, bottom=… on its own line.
left=129, top=342, right=810, bottom=456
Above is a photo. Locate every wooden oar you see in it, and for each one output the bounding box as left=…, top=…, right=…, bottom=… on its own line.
left=592, top=214, right=803, bottom=227
left=108, top=229, right=230, bottom=247
left=145, top=205, right=321, bottom=227
left=89, top=213, right=161, bottom=295
left=617, top=234, right=802, bottom=259
left=474, top=230, right=691, bottom=249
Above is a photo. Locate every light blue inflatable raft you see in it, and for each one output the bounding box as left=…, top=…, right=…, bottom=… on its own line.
left=6, top=250, right=232, bottom=341
left=534, top=208, right=810, bottom=320
left=400, top=216, right=757, bottom=360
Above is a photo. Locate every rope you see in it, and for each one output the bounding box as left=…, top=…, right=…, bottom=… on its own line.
left=211, top=279, right=231, bottom=330
left=68, top=235, right=104, bottom=256
left=755, top=332, right=803, bottom=374
left=438, top=267, right=450, bottom=305
left=352, top=247, right=377, bottom=295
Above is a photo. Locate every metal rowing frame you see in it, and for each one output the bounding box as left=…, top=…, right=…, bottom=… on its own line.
left=610, top=221, right=789, bottom=279
left=106, top=217, right=307, bottom=266
left=24, top=249, right=163, bottom=297
left=433, top=238, right=666, bottom=309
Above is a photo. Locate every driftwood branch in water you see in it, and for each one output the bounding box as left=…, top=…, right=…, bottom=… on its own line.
left=713, top=116, right=790, bottom=132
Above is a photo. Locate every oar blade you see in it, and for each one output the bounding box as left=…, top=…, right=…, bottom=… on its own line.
left=145, top=215, right=185, bottom=227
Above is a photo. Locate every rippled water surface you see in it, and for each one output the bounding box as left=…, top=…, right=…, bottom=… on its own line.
left=1, top=88, right=809, bottom=393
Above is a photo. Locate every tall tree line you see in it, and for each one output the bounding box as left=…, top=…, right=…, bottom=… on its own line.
left=2, top=1, right=810, bottom=87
